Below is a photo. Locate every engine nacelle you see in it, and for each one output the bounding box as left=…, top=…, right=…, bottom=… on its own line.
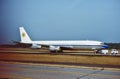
left=31, top=43, right=41, bottom=49
left=49, top=46, right=60, bottom=52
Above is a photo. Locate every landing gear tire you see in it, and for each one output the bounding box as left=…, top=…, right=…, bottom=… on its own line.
left=50, top=49, right=63, bottom=53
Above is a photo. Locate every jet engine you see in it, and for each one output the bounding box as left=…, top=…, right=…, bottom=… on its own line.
left=31, top=43, right=41, bottom=49
left=49, top=46, right=61, bottom=52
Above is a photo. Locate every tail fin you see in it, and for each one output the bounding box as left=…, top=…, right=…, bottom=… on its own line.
left=19, top=27, right=32, bottom=43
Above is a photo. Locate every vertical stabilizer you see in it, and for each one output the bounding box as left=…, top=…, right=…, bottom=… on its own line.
left=19, top=27, right=32, bottom=43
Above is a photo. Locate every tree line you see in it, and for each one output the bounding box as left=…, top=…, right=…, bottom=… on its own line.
left=105, top=43, right=120, bottom=49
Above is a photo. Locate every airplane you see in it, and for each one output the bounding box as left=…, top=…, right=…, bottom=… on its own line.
left=18, top=27, right=108, bottom=52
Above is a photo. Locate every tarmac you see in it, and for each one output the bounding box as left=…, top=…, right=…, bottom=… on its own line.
left=0, top=61, right=120, bottom=79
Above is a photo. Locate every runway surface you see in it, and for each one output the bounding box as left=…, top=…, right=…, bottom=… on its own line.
left=0, top=61, right=120, bottom=79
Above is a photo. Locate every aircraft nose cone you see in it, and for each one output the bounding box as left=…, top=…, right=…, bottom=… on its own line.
left=102, top=45, right=109, bottom=48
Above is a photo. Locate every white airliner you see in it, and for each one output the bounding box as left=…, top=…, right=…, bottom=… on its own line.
left=19, top=27, right=108, bottom=52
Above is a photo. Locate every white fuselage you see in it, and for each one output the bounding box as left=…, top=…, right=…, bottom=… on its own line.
left=23, top=40, right=105, bottom=49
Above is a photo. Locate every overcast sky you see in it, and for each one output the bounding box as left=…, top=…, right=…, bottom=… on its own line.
left=0, top=0, right=120, bottom=44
